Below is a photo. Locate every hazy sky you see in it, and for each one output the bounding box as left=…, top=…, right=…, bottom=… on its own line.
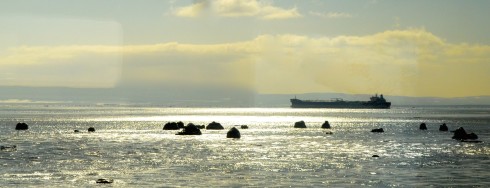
left=1, top=0, right=490, bottom=97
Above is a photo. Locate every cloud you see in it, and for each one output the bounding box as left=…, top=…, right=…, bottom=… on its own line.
left=2, top=29, right=490, bottom=97
left=309, top=11, right=352, bottom=18
left=174, top=1, right=208, bottom=17
left=174, top=0, right=301, bottom=20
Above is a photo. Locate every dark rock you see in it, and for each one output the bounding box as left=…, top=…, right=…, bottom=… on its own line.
left=176, top=123, right=202, bottom=135
left=240, top=125, right=249, bottom=129
left=419, top=123, right=427, bottom=130
left=372, top=155, right=379, bottom=157
left=177, top=121, right=185, bottom=129
left=88, top=127, right=96, bottom=132
left=452, top=127, right=478, bottom=140
left=163, top=122, right=180, bottom=130
left=206, top=121, right=224, bottom=130
left=371, top=128, right=384, bottom=133
left=321, top=121, right=331, bottom=129
left=325, top=131, right=333, bottom=135
left=1, top=145, right=17, bottom=152
left=74, top=130, right=80, bottom=133
left=294, top=121, right=307, bottom=128
left=15, top=122, right=29, bottom=130
left=439, top=123, right=448, bottom=131
left=96, top=178, right=113, bottom=184
left=226, top=127, right=241, bottom=138
left=467, top=133, right=478, bottom=140
left=196, top=125, right=205, bottom=129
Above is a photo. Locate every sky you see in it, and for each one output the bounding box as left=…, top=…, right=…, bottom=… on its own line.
left=1, top=0, right=490, bottom=98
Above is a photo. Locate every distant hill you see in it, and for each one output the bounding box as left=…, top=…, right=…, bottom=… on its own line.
left=1, top=86, right=490, bottom=107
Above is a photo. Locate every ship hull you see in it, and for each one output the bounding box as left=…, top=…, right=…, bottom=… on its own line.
left=290, top=99, right=391, bottom=109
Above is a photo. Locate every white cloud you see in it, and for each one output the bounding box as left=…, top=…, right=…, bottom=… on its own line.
left=174, top=0, right=301, bottom=20
left=2, top=29, right=490, bottom=97
left=174, top=1, right=208, bottom=17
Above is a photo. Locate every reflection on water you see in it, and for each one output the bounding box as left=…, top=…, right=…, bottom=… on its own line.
left=1, top=106, right=490, bottom=187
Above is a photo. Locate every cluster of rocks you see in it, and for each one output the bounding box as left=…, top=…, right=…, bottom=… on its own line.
left=14, top=120, right=481, bottom=143
left=163, top=121, right=185, bottom=130
left=420, top=123, right=480, bottom=142
left=439, top=123, right=449, bottom=131
left=452, top=127, right=478, bottom=141
left=293, top=120, right=333, bottom=135
left=418, top=122, right=480, bottom=142
left=167, top=121, right=242, bottom=138
left=15, top=122, right=97, bottom=133
left=176, top=123, right=202, bottom=135
left=419, top=122, right=449, bottom=131
left=293, top=121, right=332, bottom=129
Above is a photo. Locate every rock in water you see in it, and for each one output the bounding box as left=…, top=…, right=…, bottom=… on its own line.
left=176, top=123, right=202, bottom=135
left=206, top=121, right=224, bottom=130
left=177, top=121, right=185, bottom=129
left=294, top=121, right=307, bottom=128
left=371, top=128, right=384, bottom=133
left=1, top=145, right=17, bottom=152
left=452, top=127, right=478, bottom=140
left=227, top=127, right=241, bottom=138
left=419, top=123, right=427, bottom=130
left=163, top=122, right=180, bottom=130
left=240, top=125, right=249, bottom=129
left=15, top=122, right=29, bottom=130
left=321, top=121, right=331, bottom=129
left=96, top=179, right=113, bottom=184
left=88, top=127, right=96, bottom=132
left=439, top=123, right=448, bottom=131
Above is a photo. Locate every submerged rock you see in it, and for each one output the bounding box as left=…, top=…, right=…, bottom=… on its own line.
left=0, top=145, right=17, bottom=152
left=452, top=127, right=478, bottom=140
left=88, top=127, right=96, bottom=132
left=176, top=123, right=202, bottom=135
left=163, top=122, right=181, bottom=130
left=372, top=155, right=380, bottom=157
left=321, top=121, right=331, bottom=129
left=96, top=178, right=113, bottom=184
left=206, top=121, right=224, bottom=130
left=227, top=127, right=241, bottom=138
left=419, top=123, right=427, bottom=130
left=74, top=130, right=80, bottom=133
left=15, top=122, right=29, bottom=130
left=240, top=125, right=249, bottom=129
left=371, top=128, right=384, bottom=133
left=325, top=131, right=333, bottom=135
left=294, top=121, right=307, bottom=128
left=439, top=123, right=448, bottom=131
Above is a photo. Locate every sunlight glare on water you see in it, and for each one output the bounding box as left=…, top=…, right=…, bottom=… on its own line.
left=1, top=105, right=490, bottom=187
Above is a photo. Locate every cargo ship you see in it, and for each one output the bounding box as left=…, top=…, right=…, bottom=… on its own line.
left=290, top=94, right=391, bottom=109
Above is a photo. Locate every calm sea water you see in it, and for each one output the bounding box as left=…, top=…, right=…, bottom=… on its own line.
left=1, top=104, right=489, bottom=187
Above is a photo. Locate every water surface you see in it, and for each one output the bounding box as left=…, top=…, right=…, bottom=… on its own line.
left=1, top=105, right=489, bottom=187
